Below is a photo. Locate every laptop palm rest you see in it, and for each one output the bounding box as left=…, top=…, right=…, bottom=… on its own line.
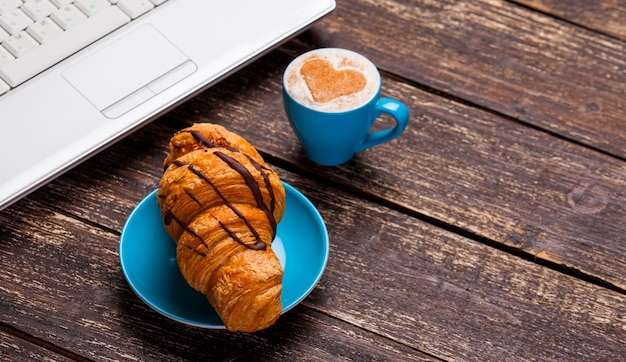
left=63, top=24, right=197, bottom=119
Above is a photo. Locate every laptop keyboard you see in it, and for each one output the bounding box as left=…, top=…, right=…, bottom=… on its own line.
left=0, top=0, right=168, bottom=95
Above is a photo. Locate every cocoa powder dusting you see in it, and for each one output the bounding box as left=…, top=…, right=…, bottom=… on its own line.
left=300, top=58, right=367, bottom=103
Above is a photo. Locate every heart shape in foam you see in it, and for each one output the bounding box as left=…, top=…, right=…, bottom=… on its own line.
left=300, top=58, right=367, bottom=104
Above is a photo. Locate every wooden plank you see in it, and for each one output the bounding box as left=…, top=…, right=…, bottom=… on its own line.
left=513, top=0, right=626, bottom=40
left=18, top=41, right=625, bottom=290
left=0, top=330, right=73, bottom=361
left=0, top=168, right=624, bottom=360
left=0, top=202, right=433, bottom=361
left=1, top=1, right=622, bottom=360
left=296, top=0, right=626, bottom=158
left=289, top=176, right=626, bottom=361
left=102, top=47, right=623, bottom=291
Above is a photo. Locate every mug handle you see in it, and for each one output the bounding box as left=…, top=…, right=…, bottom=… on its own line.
left=356, top=98, right=409, bottom=153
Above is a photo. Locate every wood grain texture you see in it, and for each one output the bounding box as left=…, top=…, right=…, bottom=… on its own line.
left=299, top=0, right=626, bottom=158
left=513, top=0, right=626, bottom=40
left=290, top=176, right=626, bottom=361
left=0, top=192, right=434, bottom=361
left=129, top=46, right=624, bottom=291
left=2, top=0, right=625, bottom=360
left=1, top=330, right=73, bottom=362
left=0, top=161, right=623, bottom=360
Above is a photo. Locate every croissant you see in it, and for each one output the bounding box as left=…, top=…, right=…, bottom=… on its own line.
left=156, top=123, right=286, bottom=332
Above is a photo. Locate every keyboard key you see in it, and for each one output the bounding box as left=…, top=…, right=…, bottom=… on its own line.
left=0, top=1, right=23, bottom=13
left=0, top=5, right=129, bottom=86
left=0, top=8, right=34, bottom=34
left=21, top=0, right=56, bottom=22
left=27, top=17, right=62, bottom=42
left=117, top=0, right=153, bottom=19
left=3, top=30, right=38, bottom=56
left=75, top=0, right=110, bottom=17
left=50, top=4, right=87, bottom=29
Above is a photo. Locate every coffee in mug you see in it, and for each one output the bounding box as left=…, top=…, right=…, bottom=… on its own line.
left=283, top=48, right=409, bottom=166
left=284, top=48, right=381, bottom=112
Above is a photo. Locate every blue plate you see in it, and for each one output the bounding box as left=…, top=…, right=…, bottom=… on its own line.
left=119, top=182, right=328, bottom=328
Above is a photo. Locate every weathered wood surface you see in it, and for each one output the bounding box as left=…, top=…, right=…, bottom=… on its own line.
left=1, top=156, right=624, bottom=360
left=1, top=329, right=73, bottom=361
left=0, top=193, right=434, bottom=361
left=301, top=0, right=626, bottom=159
left=10, top=1, right=624, bottom=292
left=514, top=0, right=626, bottom=40
left=144, top=46, right=625, bottom=291
left=1, top=0, right=625, bottom=360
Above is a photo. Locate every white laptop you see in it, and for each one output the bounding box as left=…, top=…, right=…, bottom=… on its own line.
left=0, top=0, right=335, bottom=210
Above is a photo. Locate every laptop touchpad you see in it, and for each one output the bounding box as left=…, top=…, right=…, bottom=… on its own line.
left=63, top=24, right=196, bottom=119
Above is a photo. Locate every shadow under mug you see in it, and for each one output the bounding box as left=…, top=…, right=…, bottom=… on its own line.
left=283, top=82, right=409, bottom=166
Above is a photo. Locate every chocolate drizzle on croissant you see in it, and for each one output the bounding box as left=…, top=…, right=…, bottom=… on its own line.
left=188, top=129, right=215, bottom=148
left=157, top=123, right=285, bottom=332
left=166, top=157, right=268, bottom=250
left=213, top=151, right=278, bottom=238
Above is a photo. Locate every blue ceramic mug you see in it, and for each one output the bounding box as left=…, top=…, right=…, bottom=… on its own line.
left=283, top=48, right=409, bottom=166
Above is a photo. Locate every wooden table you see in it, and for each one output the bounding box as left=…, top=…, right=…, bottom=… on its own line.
left=2, top=0, right=625, bottom=360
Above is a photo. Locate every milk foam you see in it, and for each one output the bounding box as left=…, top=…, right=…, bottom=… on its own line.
left=284, top=48, right=381, bottom=112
